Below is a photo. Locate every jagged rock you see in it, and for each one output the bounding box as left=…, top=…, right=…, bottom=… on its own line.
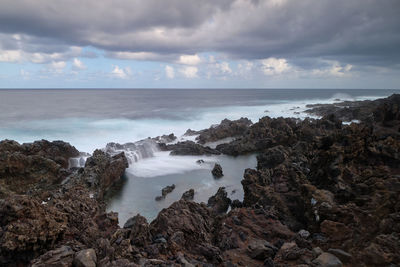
left=73, top=249, right=97, bottom=267
left=256, top=146, right=287, bottom=169
left=153, top=133, right=177, bottom=143
left=196, top=118, right=252, bottom=144
left=312, top=252, right=342, bottom=267
left=123, top=214, right=151, bottom=247
left=207, top=187, right=231, bottom=215
left=0, top=195, right=68, bottom=265
left=166, top=141, right=221, bottom=156
left=231, top=199, right=243, bottom=209
left=211, top=163, right=223, bottom=178
left=155, top=184, right=175, bottom=201
left=328, top=248, right=352, bottom=263
left=181, top=189, right=195, bottom=201
left=247, top=239, right=277, bottom=260
left=154, top=196, right=164, bottom=201
left=0, top=139, right=79, bottom=196
left=150, top=200, right=215, bottom=260
left=80, top=149, right=128, bottom=197
left=31, top=246, right=74, bottom=267
left=162, top=184, right=175, bottom=197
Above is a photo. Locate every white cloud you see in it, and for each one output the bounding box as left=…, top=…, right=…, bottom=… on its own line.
left=216, top=61, right=232, bottom=74
left=0, top=50, right=22, bottom=62
left=48, top=61, right=66, bottom=73
left=180, top=66, right=198, bottom=78
left=261, top=57, right=291, bottom=75
left=111, top=65, right=132, bottom=79
left=178, top=54, right=201, bottom=65
left=72, top=58, right=86, bottom=70
left=108, top=51, right=171, bottom=62
left=312, top=61, right=353, bottom=77
left=165, top=65, right=175, bottom=79
left=236, top=61, right=254, bottom=78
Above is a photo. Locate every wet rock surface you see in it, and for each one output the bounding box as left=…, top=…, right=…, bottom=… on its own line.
left=196, top=118, right=252, bottom=144
left=163, top=140, right=221, bottom=155
left=211, top=163, right=224, bottom=178
left=1, top=94, right=400, bottom=266
left=155, top=184, right=175, bottom=201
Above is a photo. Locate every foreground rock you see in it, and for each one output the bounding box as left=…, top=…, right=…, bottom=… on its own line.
left=0, top=139, right=79, bottom=197
left=0, top=141, right=128, bottom=266
left=207, top=187, right=231, bottom=215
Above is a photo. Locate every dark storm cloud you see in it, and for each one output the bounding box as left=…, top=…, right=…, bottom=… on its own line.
left=0, top=0, right=399, bottom=67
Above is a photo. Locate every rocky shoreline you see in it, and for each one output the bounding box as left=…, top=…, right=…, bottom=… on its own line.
left=1, top=95, right=399, bottom=266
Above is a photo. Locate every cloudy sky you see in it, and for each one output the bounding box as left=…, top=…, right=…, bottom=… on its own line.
left=0, top=0, right=399, bottom=88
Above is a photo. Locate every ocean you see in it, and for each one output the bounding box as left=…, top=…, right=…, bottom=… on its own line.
left=0, top=88, right=398, bottom=223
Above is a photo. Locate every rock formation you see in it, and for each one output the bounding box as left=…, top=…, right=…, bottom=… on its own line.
left=1, top=94, right=400, bottom=266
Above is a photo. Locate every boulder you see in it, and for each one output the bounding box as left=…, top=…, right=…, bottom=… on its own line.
left=207, top=187, right=231, bottom=215
left=80, top=149, right=128, bottom=197
left=211, top=163, right=223, bottom=178
left=247, top=239, right=277, bottom=260
left=328, top=248, right=352, bottom=263
left=73, top=249, right=97, bottom=267
left=181, top=189, right=195, bottom=201
left=31, top=246, right=74, bottom=267
left=312, top=252, right=342, bottom=267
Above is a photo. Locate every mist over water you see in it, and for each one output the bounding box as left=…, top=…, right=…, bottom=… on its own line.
left=0, top=89, right=395, bottom=153
left=1, top=89, right=398, bottom=224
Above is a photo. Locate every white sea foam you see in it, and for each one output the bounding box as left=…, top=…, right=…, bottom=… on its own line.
left=127, top=151, right=217, bottom=177
left=0, top=93, right=388, bottom=155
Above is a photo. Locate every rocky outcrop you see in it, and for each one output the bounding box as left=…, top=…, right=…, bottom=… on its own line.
left=155, top=184, right=175, bottom=201
left=0, top=141, right=128, bottom=266
left=211, top=163, right=223, bottom=178
left=163, top=141, right=221, bottom=156
left=196, top=118, right=252, bottom=144
left=0, top=139, right=79, bottom=196
left=181, top=189, right=195, bottom=201
left=78, top=149, right=128, bottom=198
left=207, top=187, right=231, bottom=215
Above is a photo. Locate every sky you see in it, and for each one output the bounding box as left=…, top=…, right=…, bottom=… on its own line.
left=0, top=0, right=399, bottom=89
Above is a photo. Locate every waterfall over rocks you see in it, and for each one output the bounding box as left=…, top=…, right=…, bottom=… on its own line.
left=105, top=139, right=160, bottom=165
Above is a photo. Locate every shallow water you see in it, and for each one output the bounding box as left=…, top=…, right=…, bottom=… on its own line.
left=105, top=153, right=257, bottom=225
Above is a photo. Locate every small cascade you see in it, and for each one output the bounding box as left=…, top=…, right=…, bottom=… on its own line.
left=68, top=153, right=90, bottom=168
left=105, top=139, right=160, bottom=165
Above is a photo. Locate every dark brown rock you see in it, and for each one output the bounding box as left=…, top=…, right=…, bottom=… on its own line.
left=211, top=163, right=223, bottom=178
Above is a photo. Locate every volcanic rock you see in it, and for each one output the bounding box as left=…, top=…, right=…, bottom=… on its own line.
left=73, top=249, right=97, bottom=267
left=211, top=163, right=223, bottom=178
left=181, top=189, right=195, bottom=201
left=166, top=141, right=221, bottom=156
left=196, top=118, right=252, bottom=144
left=207, top=187, right=231, bottom=215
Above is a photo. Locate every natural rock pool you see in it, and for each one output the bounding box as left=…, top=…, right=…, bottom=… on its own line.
left=105, top=153, right=257, bottom=225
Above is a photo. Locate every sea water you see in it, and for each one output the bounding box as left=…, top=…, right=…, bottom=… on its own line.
left=0, top=89, right=398, bottom=224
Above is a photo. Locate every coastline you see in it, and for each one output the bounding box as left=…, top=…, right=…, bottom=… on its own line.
left=0, top=94, right=399, bottom=266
